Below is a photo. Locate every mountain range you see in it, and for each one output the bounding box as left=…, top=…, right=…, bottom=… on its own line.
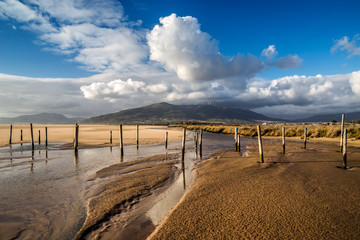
left=1, top=103, right=359, bottom=124
left=82, top=102, right=281, bottom=124
left=0, top=113, right=82, bottom=124
left=294, top=112, right=360, bottom=122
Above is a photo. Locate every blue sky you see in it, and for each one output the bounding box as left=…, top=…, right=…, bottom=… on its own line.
left=0, top=0, right=359, bottom=119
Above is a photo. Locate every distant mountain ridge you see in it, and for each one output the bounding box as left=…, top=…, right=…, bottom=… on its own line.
left=294, top=112, right=360, bottom=122
left=0, top=113, right=82, bottom=124
left=82, top=102, right=283, bottom=124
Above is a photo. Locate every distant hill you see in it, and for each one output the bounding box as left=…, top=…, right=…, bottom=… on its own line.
left=82, top=102, right=283, bottom=124
left=294, top=112, right=360, bottom=122
left=0, top=113, right=82, bottom=124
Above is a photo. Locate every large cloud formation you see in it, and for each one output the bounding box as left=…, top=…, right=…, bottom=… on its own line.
left=147, top=13, right=265, bottom=82
left=0, top=0, right=147, bottom=73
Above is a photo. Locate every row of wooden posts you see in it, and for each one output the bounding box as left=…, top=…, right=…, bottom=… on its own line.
left=251, top=113, right=348, bottom=169
left=8, top=123, right=48, bottom=150
left=7, top=114, right=348, bottom=168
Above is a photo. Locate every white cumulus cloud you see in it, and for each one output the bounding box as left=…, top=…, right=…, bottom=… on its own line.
left=147, top=13, right=265, bottom=82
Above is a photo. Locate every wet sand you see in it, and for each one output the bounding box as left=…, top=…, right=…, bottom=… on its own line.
left=0, top=125, right=184, bottom=148
left=75, top=153, right=180, bottom=240
left=149, top=140, right=360, bottom=239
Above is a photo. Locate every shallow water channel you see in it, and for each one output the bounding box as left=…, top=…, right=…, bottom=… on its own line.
left=0, top=131, right=254, bottom=240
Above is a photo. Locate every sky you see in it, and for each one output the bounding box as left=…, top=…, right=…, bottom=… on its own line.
left=0, top=0, right=360, bottom=120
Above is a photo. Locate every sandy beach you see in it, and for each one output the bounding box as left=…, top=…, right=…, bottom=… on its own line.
left=149, top=139, right=360, bottom=239
left=0, top=125, right=184, bottom=148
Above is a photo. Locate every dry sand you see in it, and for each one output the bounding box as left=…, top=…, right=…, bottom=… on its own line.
left=0, top=125, right=184, bottom=148
left=149, top=140, right=360, bottom=239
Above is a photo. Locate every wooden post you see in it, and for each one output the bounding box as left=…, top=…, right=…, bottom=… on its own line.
left=257, top=125, right=264, bottom=163
left=282, top=127, right=285, bottom=154
left=9, top=124, right=12, bottom=144
left=119, top=124, right=124, bottom=157
left=237, top=134, right=240, bottom=152
left=199, top=129, right=203, bottom=158
left=165, top=131, right=168, bottom=150
left=20, top=129, right=23, bottom=145
left=45, top=127, right=48, bottom=147
left=182, top=128, right=186, bottom=154
left=110, top=130, right=112, bottom=144
left=340, top=114, right=345, bottom=152
left=304, top=127, right=307, bottom=149
left=38, top=130, right=41, bottom=145
left=30, top=123, right=34, bottom=150
left=74, top=123, right=79, bottom=152
left=136, top=124, right=139, bottom=149
left=234, top=127, right=238, bottom=151
left=343, top=129, right=347, bottom=169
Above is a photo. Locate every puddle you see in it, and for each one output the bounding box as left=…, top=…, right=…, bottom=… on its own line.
left=0, top=131, right=255, bottom=240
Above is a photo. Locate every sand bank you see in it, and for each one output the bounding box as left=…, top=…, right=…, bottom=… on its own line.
left=0, top=125, right=184, bottom=148
left=149, top=140, right=360, bottom=239
left=74, top=153, right=180, bottom=240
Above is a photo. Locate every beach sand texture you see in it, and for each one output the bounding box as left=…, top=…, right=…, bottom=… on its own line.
left=150, top=140, right=360, bottom=239
left=0, top=125, right=183, bottom=147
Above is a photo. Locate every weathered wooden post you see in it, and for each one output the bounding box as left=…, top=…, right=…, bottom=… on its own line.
left=343, top=129, right=347, bottom=169
left=110, top=130, right=112, bottom=144
left=304, top=127, right=307, bottom=149
left=74, top=123, right=79, bottom=152
left=340, top=114, right=345, bottom=152
left=257, top=125, right=264, bottom=163
left=30, top=123, right=34, bottom=150
left=119, top=124, right=124, bottom=157
left=45, top=127, right=48, bottom=147
left=182, top=128, right=186, bottom=154
left=234, top=127, right=238, bottom=151
left=136, top=124, right=139, bottom=149
left=38, top=130, right=41, bottom=145
left=165, top=131, right=168, bottom=150
left=9, top=124, right=12, bottom=144
left=282, top=127, right=285, bottom=154
left=20, top=129, right=23, bottom=145
left=237, top=134, right=240, bottom=152
left=199, top=129, right=203, bottom=158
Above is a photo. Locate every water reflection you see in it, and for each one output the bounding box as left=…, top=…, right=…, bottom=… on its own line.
left=0, top=133, right=255, bottom=240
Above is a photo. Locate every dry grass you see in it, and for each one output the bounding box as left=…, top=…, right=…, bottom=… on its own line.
left=172, top=123, right=360, bottom=140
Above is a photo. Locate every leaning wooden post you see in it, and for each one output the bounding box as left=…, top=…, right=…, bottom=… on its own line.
left=45, top=127, right=48, bottom=147
left=304, top=127, right=307, bottom=149
left=38, top=130, right=41, bottom=145
left=119, top=124, right=124, bottom=157
left=136, top=124, right=139, bottom=149
left=165, top=131, right=168, bottom=150
left=282, top=127, right=286, bottom=154
left=30, top=123, right=34, bottom=150
left=9, top=124, right=12, bottom=144
left=234, top=127, right=238, bottom=151
left=340, top=114, right=345, bottom=152
left=182, top=128, right=186, bottom=154
left=342, top=129, right=347, bottom=169
left=74, top=123, right=79, bottom=152
left=109, top=131, right=112, bottom=144
left=199, top=129, right=203, bottom=158
left=257, top=125, right=264, bottom=163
